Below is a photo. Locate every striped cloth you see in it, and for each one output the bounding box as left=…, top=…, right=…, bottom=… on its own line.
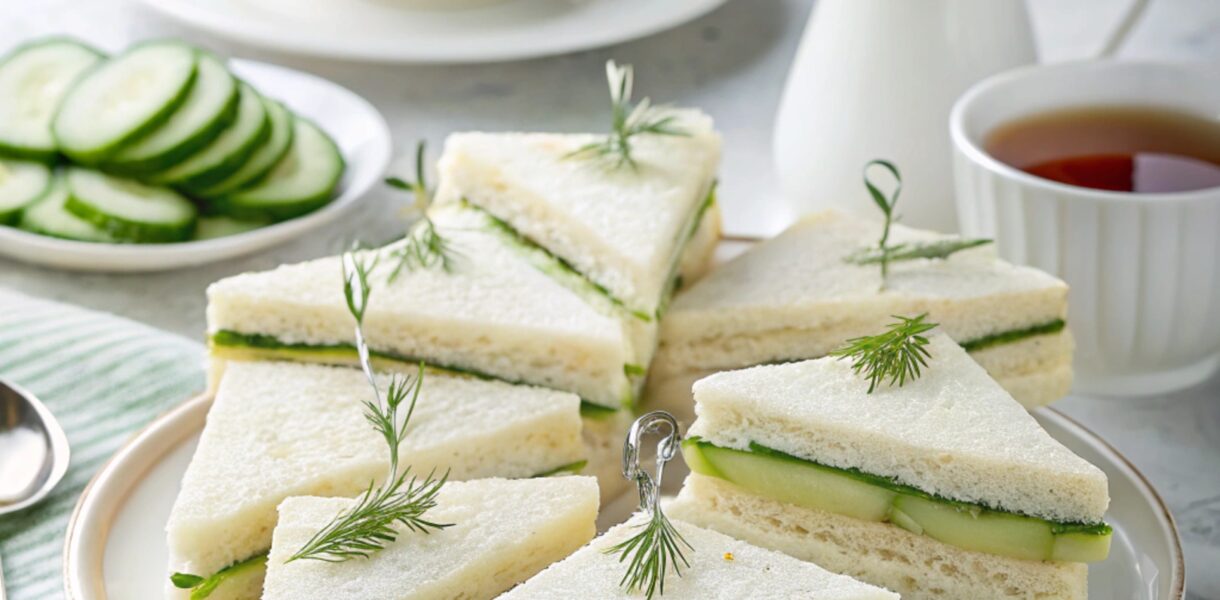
left=0, top=289, right=204, bottom=600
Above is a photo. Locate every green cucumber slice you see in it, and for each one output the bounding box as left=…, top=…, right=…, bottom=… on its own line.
left=103, top=53, right=238, bottom=176
left=0, top=38, right=103, bottom=162
left=193, top=215, right=268, bottom=240
left=207, top=116, right=342, bottom=221
left=0, top=158, right=53, bottom=225
left=19, top=173, right=114, bottom=242
left=153, top=83, right=270, bottom=190
left=53, top=41, right=198, bottom=164
left=64, top=167, right=196, bottom=243
left=682, top=438, right=1112, bottom=563
left=193, top=98, right=294, bottom=198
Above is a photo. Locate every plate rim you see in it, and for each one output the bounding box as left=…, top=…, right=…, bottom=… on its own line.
left=61, top=397, right=1186, bottom=599
left=136, top=0, right=731, bottom=64
left=0, top=58, right=391, bottom=272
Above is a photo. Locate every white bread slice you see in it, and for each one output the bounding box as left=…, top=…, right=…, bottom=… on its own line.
left=688, top=334, right=1108, bottom=524
left=206, top=203, right=642, bottom=409
left=436, top=109, right=722, bottom=318
left=653, top=209, right=1071, bottom=409
left=166, top=360, right=585, bottom=588
left=499, top=514, right=898, bottom=599
left=263, top=477, right=600, bottom=600
left=669, top=474, right=1087, bottom=600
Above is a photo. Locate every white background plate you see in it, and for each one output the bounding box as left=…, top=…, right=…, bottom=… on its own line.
left=63, top=395, right=1184, bottom=599
left=0, top=59, right=390, bottom=272
left=137, top=0, right=730, bottom=64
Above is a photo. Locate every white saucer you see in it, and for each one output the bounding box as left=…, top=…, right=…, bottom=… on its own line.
left=0, top=59, right=391, bottom=272
left=138, top=0, right=730, bottom=64
left=63, top=394, right=1184, bottom=599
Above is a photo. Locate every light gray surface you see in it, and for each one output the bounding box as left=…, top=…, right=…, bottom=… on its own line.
left=0, top=0, right=1217, bottom=597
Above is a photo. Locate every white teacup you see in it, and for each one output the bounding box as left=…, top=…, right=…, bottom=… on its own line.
left=951, top=61, right=1220, bottom=397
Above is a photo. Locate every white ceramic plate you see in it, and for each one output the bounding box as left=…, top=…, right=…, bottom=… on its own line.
left=63, top=396, right=1184, bottom=599
left=0, top=59, right=390, bottom=272
left=138, top=0, right=730, bottom=64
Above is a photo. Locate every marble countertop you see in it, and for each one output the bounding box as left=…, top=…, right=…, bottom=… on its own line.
left=1, top=0, right=1217, bottom=597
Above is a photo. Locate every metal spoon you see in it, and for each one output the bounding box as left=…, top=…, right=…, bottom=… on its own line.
left=0, top=379, right=70, bottom=515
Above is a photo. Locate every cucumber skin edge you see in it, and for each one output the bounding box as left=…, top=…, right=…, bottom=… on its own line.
left=100, top=76, right=241, bottom=177
left=52, top=45, right=201, bottom=166
left=195, top=104, right=296, bottom=197
left=175, top=104, right=273, bottom=192
left=63, top=190, right=196, bottom=243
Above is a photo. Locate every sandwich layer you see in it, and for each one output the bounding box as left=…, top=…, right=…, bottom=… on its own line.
left=499, top=514, right=898, bottom=599
left=206, top=203, right=640, bottom=409
left=437, top=109, right=722, bottom=318
left=263, top=477, right=600, bottom=600
left=654, top=210, right=1071, bottom=409
left=687, top=335, right=1108, bottom=525
left=166, top=360, right=584, bottom=596
left=669, top=474, right=1088, bottom=600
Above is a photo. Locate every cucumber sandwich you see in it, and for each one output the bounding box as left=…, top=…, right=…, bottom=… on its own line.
left=650, top=210, right=1073, bottom=415
left=500, top=515, right=898, bottom=599
left=667, top=333, right=1111, bottom=600
left=435, top=63, right=722, bottom=323
left=206, top=203, right=643, bottom=500
left=166, top=360, right=586, bottom=599
left=262, top=477, right=599, bottom=599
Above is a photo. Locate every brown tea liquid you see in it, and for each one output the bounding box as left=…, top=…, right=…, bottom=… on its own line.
left=984, top=105, right=1220, bottom=193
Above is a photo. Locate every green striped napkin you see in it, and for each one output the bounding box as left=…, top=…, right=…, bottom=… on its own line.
left=0, top=288, right=204, bottom=600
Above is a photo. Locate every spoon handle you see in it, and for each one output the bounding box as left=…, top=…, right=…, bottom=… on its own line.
left=0, top=552, right=7, bottom=600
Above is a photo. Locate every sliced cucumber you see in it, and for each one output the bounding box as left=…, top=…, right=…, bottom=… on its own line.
left=53, top=41, right=198, bottom=164
left=153, top=83, right=269, bottom=190
left=64, top=167, right=196, bottom=243
left=0, top=38, right=103, bottom=162
left=19, top=173, right=114, bottom=242
left=193, top=98, right=294, bottom=198
left=208, top=117, right=342, bottom=221
left=194, top=215, right=268, bottom=240
left=682, top=438, right=1113, bottom=563
left=104, top=53, right=238, bottom=175
left=0, top=159, right=53, bottom=225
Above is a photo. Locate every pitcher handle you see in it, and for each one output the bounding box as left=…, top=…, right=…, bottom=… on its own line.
left=1094, top=0, right=1151, bottom=58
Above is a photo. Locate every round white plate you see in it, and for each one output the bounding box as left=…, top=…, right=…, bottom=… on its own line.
left=63, top=397, right=1184, bottom=599
left=0, top=59, right=391, bottom=272
left=138, top=0, right=730, bottom=64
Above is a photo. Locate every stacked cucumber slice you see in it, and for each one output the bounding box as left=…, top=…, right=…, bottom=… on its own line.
left=0, top=36, right=345, bottom=244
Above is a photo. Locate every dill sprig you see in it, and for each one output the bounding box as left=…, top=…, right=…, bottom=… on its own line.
left=830, top=314, right=938, bottom=393
left=566, top=61, right=688, bottom=170
left=607, top=411, right=692, bottom=599
left=846, top=160, right=991, bottom=286
left=385, top=141, right=458, bottom=281
left=287, top=251, right=452, bottom=563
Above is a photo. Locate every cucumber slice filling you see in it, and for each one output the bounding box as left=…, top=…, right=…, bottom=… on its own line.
left=208, top=116, right=342, bottom=221
left=0, top=158, right=53, bottom=224
left=18, top=174, right=114, bottom=242
left=209, top=329, right=628, bottom=414
left=193, top=98, right=294, bottom=198
left=104, top=53, right=238, bottom=175
left=64, top=167, right=197, bottom=243
left=154, top=82, right=269, bottom=189
left=0, top=38, right=103, bottom=161
left=682, top=437, right=1112, bottom=563
left=52, top=41, right=198, bottom=163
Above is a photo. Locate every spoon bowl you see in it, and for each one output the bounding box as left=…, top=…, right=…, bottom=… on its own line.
left=0, top=379, right=70, bottom=516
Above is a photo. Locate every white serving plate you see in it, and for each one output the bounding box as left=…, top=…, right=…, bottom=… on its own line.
left=63, top=394, right=1184, bottom=599
left=0, top=59, right=391, bottom=272
left=137, top=0, right=730, bottom=64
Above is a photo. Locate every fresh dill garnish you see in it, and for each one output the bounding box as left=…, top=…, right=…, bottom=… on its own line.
left=830, top=314, right=938, bottom=393
left=287, top=250, right=452, bottom=563
left=845, top=160, right=991, bottom=286
left=385, top=141, right=458, bottom=281
left=607, top=411, right=692, bottom=599
left=566, top=60, right=688, bottom=170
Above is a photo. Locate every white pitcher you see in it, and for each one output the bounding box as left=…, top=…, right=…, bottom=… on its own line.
left=773, top=0, right=1148, bottom=232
